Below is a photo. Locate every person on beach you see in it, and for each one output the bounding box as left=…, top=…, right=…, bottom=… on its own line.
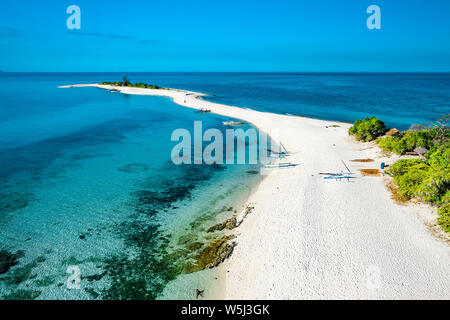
left=196, top=289, right=204, bottom=298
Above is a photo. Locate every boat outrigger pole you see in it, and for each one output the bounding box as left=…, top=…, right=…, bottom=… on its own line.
left=341, top=160, right=351, bottom=173
left=269, top=141, right=289, bottom=155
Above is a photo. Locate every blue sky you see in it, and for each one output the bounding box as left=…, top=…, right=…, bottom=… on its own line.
left=1, top=0, right=449, bottom=72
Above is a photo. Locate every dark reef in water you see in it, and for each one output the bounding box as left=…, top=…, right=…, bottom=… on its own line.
left=0, top=160, right=238, bottom=300
left=0, top=117, right=142, bottom=220
left=132, top=164, right=226, bottom=217
left=96, top=162, right=235, bottom=300
left=117, top=162, right=149, bottom=173
left=2, top=289, right=41, bottom=300
left=3, top=256, right=46, bottom=285
left=207, top=216, right=238, bottom=233
left=0, top=250, right=24, bottom=274
left=132, top=186, right=193, bottom=216
left=0, top=184, right=35, bottom=221
left=0, top=251, right=49, bottom=300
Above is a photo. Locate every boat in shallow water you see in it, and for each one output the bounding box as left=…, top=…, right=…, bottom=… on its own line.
left=223, top=121, right=245, bottom=126
left=196, top=108, right=211, bottom=113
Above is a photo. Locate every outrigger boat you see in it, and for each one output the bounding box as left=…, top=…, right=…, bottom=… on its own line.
left=109, top=88, right=119, bottom=92
left=269, top=153, right=289, bottom=159
left=268, top=142, right=290, bottom=157
left=321, top=160, right=356, bottom=181
left=195, top=108, right=211, bottom=113
left=223, top=121, right=245, bottom=126
left=319, top=172, right=356, bottom=176
left=323, top=175, right=355, bottom=181
left=264, top=162, right=298, bottom=168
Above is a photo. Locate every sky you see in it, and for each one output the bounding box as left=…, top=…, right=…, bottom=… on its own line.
left=0, top=0, right=449, bottom=72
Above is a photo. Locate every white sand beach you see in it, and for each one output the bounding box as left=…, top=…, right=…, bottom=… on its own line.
left=60, top=84, right=450, bottom=299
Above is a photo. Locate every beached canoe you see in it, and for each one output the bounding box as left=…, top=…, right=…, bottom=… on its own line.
left=264, top=162, right=297, bottom=168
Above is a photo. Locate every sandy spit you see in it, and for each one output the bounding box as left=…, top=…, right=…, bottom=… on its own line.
left=61, top=84, right=450, bottom=299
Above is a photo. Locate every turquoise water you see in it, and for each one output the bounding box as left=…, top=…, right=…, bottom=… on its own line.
left=0, top=72, right=449, bottom=300
left=0, top=74, right=262, bottom=299
left=41, top=72, right=448, bottom=130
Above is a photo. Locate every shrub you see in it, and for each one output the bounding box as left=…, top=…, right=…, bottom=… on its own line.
left=100, top=80, right=161, bottom=89
left=387, top=147, right=449, bottom=201
left=403, top=130, right=435, bottom=150
left=101, top=81, right=123, bottom=86
left=420, top=148, right=450, bottom=203
left=437, top=191, right=450, bottom=233
left=377, top=136, right=405, bottom=154
left=433, top=141, right=450, bottom=158
left=386, top=142, right=449, bottom=234
left=387, top=158, right=424, bottom=177
left=387, top=160, right=430, bottom=199
left=427, top=147, right=450, bottom=170
left=378, top=129, right=443, bottom=155
left=349, top=117, right=387, bottom=141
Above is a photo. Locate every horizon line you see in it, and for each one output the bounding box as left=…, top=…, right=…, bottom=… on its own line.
left=2, top=71, right=450, bottom=74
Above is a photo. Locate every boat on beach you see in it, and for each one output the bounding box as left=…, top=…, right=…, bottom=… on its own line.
left=264, top=162, right=298, bottom=168
left=323, top=175, right=355, bottom=181
left=268, top=142, right=290, bottom=156
left=269, top=153, right=289, bottom=158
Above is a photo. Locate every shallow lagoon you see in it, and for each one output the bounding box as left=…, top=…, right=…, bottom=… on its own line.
left=0, top=76, right=262, bottom=299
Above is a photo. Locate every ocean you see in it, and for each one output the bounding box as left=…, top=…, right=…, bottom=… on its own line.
left=43, top=72, right=450, bottom=130
left=0, top=72, right=449, bottom=299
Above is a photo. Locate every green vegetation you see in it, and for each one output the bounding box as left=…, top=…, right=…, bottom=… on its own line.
left=348, top=115, right=449, bottom=233
left=133, top=82, right=161, bottom=89
left=377, top=125, right=447, bottom=155
left=437, top=191, right=450, bottom=233
left=349, top=115, right=449, bottom=234
left=348, top=117, right=387, bottom=141
left=100, top=76, right=161, bottom=89
left=385, top=146, right=449, bottom=233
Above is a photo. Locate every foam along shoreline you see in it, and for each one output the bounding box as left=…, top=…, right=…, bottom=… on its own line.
left=61, top=83, right=450, bottom=299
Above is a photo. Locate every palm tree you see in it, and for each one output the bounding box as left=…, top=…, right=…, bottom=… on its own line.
left=122, top=76, right=130, bottom=87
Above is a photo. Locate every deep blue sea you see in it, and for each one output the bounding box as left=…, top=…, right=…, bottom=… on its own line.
left=0, top=72, right=449, bottom=299
left=47, top=72, right=450, bottom=130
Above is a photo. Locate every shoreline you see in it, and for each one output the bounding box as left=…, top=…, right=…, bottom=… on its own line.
left=61, top=83, right=450, bottom=299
